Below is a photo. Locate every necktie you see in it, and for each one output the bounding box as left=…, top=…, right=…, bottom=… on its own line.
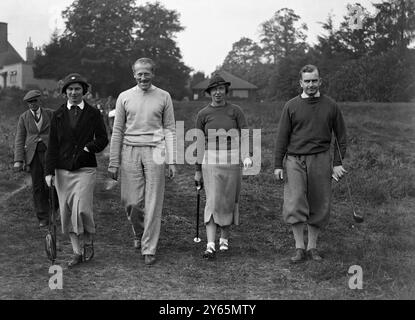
left=71, top=105, right=79, bottom=117
left=34, top=111, right=40, bottom=123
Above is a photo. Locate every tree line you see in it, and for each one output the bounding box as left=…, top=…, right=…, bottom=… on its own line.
left=218, top=1, right=415, bottom=102
left=34, top=0, right=415, bottom=102
left=34, top=0, right=190, bottom=99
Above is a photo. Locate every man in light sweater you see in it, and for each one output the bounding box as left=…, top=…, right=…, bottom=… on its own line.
left=108, top=58, right=177, bottom=266
left=274, top=65, right=347, bottom=263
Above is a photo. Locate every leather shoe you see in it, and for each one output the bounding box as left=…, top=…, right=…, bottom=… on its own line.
left=68, top=253, right=83, bottom=268
left=202, top=248, right=216, bottom=260
left=144, top=254, right=156, bottom=265
left=307, top=248, right=323, bottom=261
left=290, top=248, right=306, bottom=264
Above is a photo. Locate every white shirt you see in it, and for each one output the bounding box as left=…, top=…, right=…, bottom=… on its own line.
left=30, top=108, right=43, bottom=131
left=65, top=100, right=90, bottom=152
left=66, top=100, right=85, bottom=110
left=30, top=108, right=41, bottom=119
left=301, top=91, right=321, bottom=98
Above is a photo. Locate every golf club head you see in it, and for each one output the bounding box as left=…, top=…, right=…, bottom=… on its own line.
left=193, top=237, right=201, bottom=243
left=134, top=239, right=140, bottom=249
left=45, top=233, right=57, bottom=262
left=195, top=180, right=203, bottom=190
left=353, top=211, right=364, bottom=223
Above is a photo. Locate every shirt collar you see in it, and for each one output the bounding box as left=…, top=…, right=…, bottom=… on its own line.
left=67, top=100, right=85, bottom=110
left=30, top=108, right=41, bottom=117
left=301, top=91, right=320, bottom=98
left=135, top=84, right=156, bottom=93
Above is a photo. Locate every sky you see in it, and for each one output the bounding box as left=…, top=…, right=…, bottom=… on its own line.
left=0, top=0, right=382, bottom=74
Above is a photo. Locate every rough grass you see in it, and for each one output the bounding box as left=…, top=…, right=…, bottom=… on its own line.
left=0, top=92, right=414, bottom=300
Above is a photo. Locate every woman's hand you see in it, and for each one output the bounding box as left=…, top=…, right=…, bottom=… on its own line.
left=45, top=175, right=54, bottom=187
left=194, top=171, right=203, bottom=189
left=243, top=157, right=253, bottom=170
left=274, top=169, right=283, bottom=180
left=194, top=171, right=202, bottom=182
left=108, top=167, right=118, bottom=181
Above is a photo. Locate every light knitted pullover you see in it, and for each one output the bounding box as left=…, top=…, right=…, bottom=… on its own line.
left=109, top=85, right=176, bottom=167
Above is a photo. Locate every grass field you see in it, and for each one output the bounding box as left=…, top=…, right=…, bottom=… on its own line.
left=0, top=89, right=414, bottom=300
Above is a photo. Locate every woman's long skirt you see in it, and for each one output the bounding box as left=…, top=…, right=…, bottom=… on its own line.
left=202, top=149, right=241, bottom=227
left=54, top=167, right=97, bottom=235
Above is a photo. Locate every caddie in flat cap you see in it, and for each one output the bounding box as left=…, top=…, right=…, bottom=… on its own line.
left=204, top=74, right=231, bottom=94
left=23, top=90, right=42, bottom=102
left=61, top=73, right=90, bottom=94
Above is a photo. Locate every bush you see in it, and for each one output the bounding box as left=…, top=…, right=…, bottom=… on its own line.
left=327, top=49, right=415, bottom=102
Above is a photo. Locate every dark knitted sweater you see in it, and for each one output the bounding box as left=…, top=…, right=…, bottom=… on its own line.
left=274, top=95, right=347, bottom=169
left=195, top=102, right=251, bottom=171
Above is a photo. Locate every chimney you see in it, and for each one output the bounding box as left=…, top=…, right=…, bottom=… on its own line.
left=0, top=22, right=8, bottom=53
left=26, top=37, right=35, bottom=63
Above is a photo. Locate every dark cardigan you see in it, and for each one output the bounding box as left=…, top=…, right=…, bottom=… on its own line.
left=45, top=101, right=109, bottom=175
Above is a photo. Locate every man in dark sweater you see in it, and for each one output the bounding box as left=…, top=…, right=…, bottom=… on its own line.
left=274, top=65, right=347, bottom=263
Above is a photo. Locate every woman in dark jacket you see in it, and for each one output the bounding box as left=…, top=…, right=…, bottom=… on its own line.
left=45, top=73, right=108, bottom=267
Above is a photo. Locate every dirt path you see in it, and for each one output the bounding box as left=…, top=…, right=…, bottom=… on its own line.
left=0, top=151, right=412, bottom=300
left=0, top=176, right=31, bottom=204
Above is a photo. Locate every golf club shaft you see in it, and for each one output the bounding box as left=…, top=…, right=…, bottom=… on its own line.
left=196, top=189, right=200, bottom=239
left=127, top=215, right=137, bottom=238
left=335, top=138, right=357, bottom=215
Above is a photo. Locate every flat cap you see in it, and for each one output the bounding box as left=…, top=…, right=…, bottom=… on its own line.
left=23, top=90, right=42, bottom=102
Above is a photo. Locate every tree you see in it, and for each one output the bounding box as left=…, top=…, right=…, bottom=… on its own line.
left=371, top=0, right=415, bottom=54
left=131, top=2, right=191, bottom=99
left=34, top=0, right=190, bottom=98
left=65, top=0, right=136, bottom=95
left=259, top=8, right=308, bottom=64
left=190, top=71, right=206, bottom=88
left=335, top=3, right=376, bottom=59
left=222, top=37, right=263, bottom=74
left=327, top=48, right=415, bottom=102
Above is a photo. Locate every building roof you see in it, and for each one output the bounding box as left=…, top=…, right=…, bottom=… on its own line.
left=0, top=42, right=24, bottom=68
left=192, top=70, right=258, bottom=90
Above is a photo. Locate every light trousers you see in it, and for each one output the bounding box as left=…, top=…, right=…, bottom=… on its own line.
left=120, top=145, right=165, bottom=255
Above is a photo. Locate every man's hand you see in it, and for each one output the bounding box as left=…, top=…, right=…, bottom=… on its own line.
left=13, top=162, right=23, bottom=173
left=194, top=171, right=202, bottom=183
left=332, top=165, right=347, bottom=181
left=45, top=175, right=54, bottom=187
left=274, top=168, right=284, bottom=180
left=108, top=167, right=118, bottom=181
left=168, top=164, right=176, bottom=179
left=243, top=157, right=253, bottom=170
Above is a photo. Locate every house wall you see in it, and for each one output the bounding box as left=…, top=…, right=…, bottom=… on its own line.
left=231, top=89, right=249, bottom=98
left=192, top=89, right=255, bottom=100
left=0, top=63, right=23, bottom=88
left=0, top=63, right=57, bottom=90
left=21, top=63, right=57, bottom=91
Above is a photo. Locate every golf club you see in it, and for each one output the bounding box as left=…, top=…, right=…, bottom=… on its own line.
left=335, top=138, right=364, bottom=223
left=127, top=210, right=140, bottom=249
left=194, top=181, right=203, bottom=243
left=45, top=185, right=57, bottom=265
